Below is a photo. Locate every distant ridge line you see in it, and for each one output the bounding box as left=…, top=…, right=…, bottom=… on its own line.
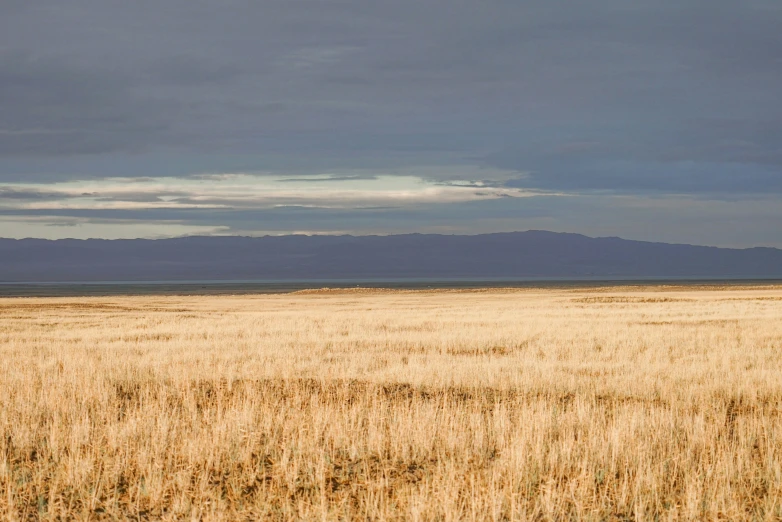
left=1, top=230, right=780, bottom=282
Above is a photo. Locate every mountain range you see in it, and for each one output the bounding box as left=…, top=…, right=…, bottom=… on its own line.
left=1, top=231, right=781, bottom=282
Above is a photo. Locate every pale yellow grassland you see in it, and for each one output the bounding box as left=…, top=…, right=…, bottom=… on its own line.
left=2, top=285, right=782, bottom=520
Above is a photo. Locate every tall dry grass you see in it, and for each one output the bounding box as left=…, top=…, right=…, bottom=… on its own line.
left=1, top=285, right=782, bottom=520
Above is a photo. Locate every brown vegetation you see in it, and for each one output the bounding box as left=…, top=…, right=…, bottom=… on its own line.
left=2, top=286, right=782, bottom=520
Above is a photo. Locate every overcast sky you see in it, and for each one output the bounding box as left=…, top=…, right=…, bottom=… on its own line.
left=1, top=0, right=781, bottom=246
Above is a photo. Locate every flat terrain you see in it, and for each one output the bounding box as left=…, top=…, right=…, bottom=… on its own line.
left=2, top=286, right=782, bottom=520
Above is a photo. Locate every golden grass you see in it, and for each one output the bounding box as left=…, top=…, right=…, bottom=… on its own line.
left=2, top=285, right=782, bottom=520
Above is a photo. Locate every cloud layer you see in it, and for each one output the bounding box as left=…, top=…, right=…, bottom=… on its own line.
left=1, top=1, right=781, bottom=244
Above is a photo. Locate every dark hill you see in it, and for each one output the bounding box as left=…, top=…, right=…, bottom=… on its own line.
left=1, top=231, right=781, bottom=282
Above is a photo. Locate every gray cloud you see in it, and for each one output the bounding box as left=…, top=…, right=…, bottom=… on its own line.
left=0, top=52, right=174, bottom=157
left=274, top=175, right=378, bottom=183
left=0, top=187, right=69, bottom=201
left=1, top=0, right=781, bottom=242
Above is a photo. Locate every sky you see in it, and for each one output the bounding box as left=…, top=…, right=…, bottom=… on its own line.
left=1, top=0, right=781, bottom=247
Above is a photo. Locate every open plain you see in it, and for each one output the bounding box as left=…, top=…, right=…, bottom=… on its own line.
left=2, top=285, right=782, bottom=520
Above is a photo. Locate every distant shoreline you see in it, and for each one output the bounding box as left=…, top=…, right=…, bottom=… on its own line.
left=2, top=278, right=782, bottom=298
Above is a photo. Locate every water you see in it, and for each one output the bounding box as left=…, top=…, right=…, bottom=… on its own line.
left=1, top=277, right=780, bottom=297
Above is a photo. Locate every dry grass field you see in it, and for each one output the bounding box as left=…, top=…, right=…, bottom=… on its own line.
left=2, top=285, right=782, bottom=520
